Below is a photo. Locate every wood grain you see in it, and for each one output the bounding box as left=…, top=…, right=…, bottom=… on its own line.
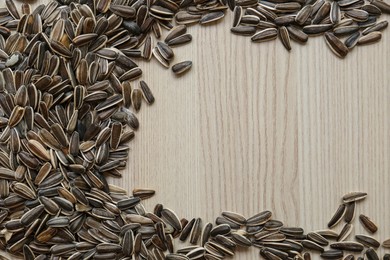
left=2, top=0, right=390, bottom=258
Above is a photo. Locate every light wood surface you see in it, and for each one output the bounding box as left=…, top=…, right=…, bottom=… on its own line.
left=4, top=0, right=390, bottom=258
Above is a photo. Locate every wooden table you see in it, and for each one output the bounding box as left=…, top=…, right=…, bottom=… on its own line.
left=2, top=0, right=390, bottom=258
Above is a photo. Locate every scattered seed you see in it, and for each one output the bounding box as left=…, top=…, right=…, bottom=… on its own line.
left=342, top=192, right=367, bottom=203
left=338, top=224, right=353, bottom=242
left=355, top=234, right=380, bottom=248
left=328, top=204, right=347, bottom=228
left=172, top=61, right=192, bottom=75
left=359, top=214, right=378, bottom=234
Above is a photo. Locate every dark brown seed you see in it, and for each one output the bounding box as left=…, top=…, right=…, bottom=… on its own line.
left=355, top=235, right=380, bottom=248
left=362, top=21, right=388, bottom=35
left=313, top=2, right=331, bottom=24
left=221, top=211, right=246, bottom=225
left=153, top=47, right=170, bottom=68
left=280, top=227, right=304, bottom=236
left=330, top=2, right=341, bottom=24
left=259, top=248, right=283, bottom=260
left=161, top=208, right=182, bottom=231
left=232, top=6, right=243, bottom=27
left=302, top=240, right=325, bottom=252
left=20, top=205, right=45, bottom=226
left=321, top=249, right=344, bottom=259
left=51, top=244, right=75, bottom=256
left=172, top=61, right=192, bottom=75
left=180, top=218, right=196, bottom=241
left=247, top=211, right=272, bottom=226
left=167, top=33, right=192, bottom=47
left=345, top=9, right=369, bottom=22
left=278, top=26, right=291, bottom=51
left=199, top=11, right=225, bottom=25
left=216, top=0, right=230, bottom=10
left=303, top=24, right=333, bottom=35
left=230, top=26, right=257, bottom=36
left=358, top=32, right=382, bottom=45
left=359, top=214, right=378, bottom=233
left=0, top=168, right=16, bottom=180
left=342, top=192, right=367, bottom=203
left=46, top=217, right=70, bottom=227
left=330, top=241, right=364, bottom=252
left=383, top=239, right=390, bottom=248
left=50, top=40, right=72, bottom=58
left=157, top=41, right=174, bottom=61
left=231, top=232, right=252, bottom=247
left=345, top=31, right=361, bottom=49
left=308, top=232, right=329, bottom=246
left=36, top=227, right=58, bottom=243
left=139, top=81, right=155, bottom=104
left=365, top=248, right=379, bottom=260
left=110, top=5, right=136, bottom=19
left=296, top=5, right=313, bottom=25
left=117, top=197, right=141, bottom=211
left=189, top=218, right=202, bottom=244
left=343, top=254, right=355, bottom=260
left=338, top=223, right=353, bottom=241
left=186, top=247, right=206, bottom=258
left=165, top=25, right=187, bottom=43
left=324, top=32, right=349, bottom=58
left=251, top=28, right=278, bottom=42
left=333, top=25, right=359, bottom=36
left=131, top=88, right=142, bottom=112
left=371, top=0, right=390, bottom=14
left=200, top=222, right=212, bottom=246
left=210, top=224, right=231, bottom=237
left=215, top=234, right=236, bottom=249
left=122, top=230, right=134, bottom=256
left=344, top=202, right=355, bottom=223
left=207, top=241, right=234, bottom=256
left=39, top=196, right=60, bottom=215
left=6, top=0, right=20, bottom=19
left=143, top=35, right=152, bottom=60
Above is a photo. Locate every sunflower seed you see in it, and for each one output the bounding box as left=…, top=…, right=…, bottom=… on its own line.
left=210, top=224, right=231, bottom=237
left=365, top=248, right=379, bottom=260
left=188, top=218, right=201, bottom=244
left=358, top=31, right=382, bottom=45
left=359, top=214, right=378, bottom=234
left=371, top=0, right=390, bottom=14
left=344, top=202, right=355, bottom=223
left=324, top=32, right=349, bottom=58
left=345, top=31, right=361, bottom=49
left=200, top=222, right=212, bottom=246
left=251, top=28, right=278, bottom=42
left=172, top=61, right=192, bottom=75
left=342, top=192, right=367, bottom=203
left=308, top=232, right=329, bottom=246
left=355, top=235, right=380, bottom=248
left=200, top=11, right=225, bottom=25
left=296, top=5, right=313, bottom=25
left=321, top=249, right=344, bottom=259
left=337, top=224, right=353, bottom=241
left=330, top=241, right=364, bottom=252
left=303, top=24, right=333, bottom=35
left=362, top=20, right=388, bottom=35
left=278, top=26, right=291, bottom=51
left=302, top=240, right=325, bottom=252
left=167, top=33, right=192, bottom=47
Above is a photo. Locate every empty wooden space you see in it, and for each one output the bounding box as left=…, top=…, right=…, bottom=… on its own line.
left=1, top=0, right=389, bottom=259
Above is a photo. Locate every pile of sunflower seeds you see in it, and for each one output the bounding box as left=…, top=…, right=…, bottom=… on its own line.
left=230, top=0, right=389, bottom=57
left=0, top=0, right=388, bottom=259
